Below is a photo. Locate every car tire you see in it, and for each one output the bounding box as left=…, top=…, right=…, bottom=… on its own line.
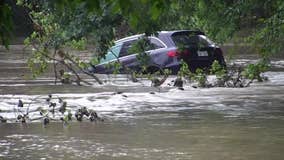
left=145, top=66, right=162, bottom=74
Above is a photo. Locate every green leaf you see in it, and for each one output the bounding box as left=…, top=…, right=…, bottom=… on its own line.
left=129, top=14, right=139, bottom=28
left=150, top=4, right=162, bottom=20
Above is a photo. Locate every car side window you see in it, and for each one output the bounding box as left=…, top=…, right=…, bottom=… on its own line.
left=149, top=38, right=165, bottom=49
left=119, top=40, right=137, bottom=57
left=100, top=44, right=122, bottom=63
left=119, top=37, right=165, bottom=58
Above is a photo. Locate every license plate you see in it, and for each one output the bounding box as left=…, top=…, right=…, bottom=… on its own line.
left=197, top=51, right=208, bottom=56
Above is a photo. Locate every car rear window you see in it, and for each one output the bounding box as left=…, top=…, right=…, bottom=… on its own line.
left=172, top=33, right=213, bottom=48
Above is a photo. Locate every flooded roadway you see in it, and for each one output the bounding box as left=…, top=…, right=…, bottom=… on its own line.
left=1, top=46, right=284, bottom=160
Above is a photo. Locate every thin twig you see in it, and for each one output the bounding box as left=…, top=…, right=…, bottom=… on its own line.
left=63, top=53, right=103, bottom=84
left=53, top=49, right=58, bottom=84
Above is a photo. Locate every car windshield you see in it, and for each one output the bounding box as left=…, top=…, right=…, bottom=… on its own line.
left=100, top=43, right=122, bottom=63
left=172, top=33, right=214, bottom=48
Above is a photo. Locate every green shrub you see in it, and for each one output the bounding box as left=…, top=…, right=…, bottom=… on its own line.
left=242, top=60, right=269, bottom=82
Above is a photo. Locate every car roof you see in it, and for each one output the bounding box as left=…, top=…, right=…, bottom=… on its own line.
left=115, top=30, right=205, bottom=44
left=115, top=34, right=143, bottom=44
left=159, top=30, right=205, bottom=36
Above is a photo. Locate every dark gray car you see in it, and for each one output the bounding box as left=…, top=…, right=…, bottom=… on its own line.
left=90, top=30, right=226, bottom=74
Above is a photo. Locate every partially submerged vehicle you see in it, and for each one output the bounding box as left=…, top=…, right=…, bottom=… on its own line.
left=89, top=30, right=226, bottom=74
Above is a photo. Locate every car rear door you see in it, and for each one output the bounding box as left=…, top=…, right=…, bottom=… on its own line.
left=118, top=37, right=167, bottom=71
left=118, top=39, right=140, bottom=71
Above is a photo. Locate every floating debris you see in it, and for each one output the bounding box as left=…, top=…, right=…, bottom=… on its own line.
left=46, top=94, right=52, bottom=102
left=74, top=107, right=103, bottom=122
left=43, top=117, right=50, bottom=125
left=89, top=110, right=98, bottom=122
left=75, top=109, right=83, bottom=122
left=174, top=78, right=183, bottom=88
left=81, top=107, right=89, bottom=117
left=17, top=114, right=28, bottom=123
left=0, top=116, right=7, bottom=123
left=67, top=111, right=72, bottom=121
left=18, top=99, right=24, bottom=107
left=59, top=102, right=67, bottom=114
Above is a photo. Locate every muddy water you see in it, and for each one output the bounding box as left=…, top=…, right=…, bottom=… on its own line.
left=1, top=46, right=284, bottom=159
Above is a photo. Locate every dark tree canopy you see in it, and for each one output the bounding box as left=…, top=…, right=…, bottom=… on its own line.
left=0, top=1, right=13, bottom=48
left=0, top=0, right=282, bottom=57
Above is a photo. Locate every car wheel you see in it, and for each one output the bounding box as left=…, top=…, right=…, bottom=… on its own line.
left=145, top=66, right=162, bottom=74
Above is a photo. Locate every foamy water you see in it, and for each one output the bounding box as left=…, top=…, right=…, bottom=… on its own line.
left=1, top=71, right=284, bottom=122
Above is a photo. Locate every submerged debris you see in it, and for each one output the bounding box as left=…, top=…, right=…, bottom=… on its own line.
left=18, top=100, right=24, bottom=107
left=81, top=107, right=90, bottom=117
left=43, top=117, right=50, bottom=125
left=75, top=109, right=83, bottom=121
left=151, top=74, right=168, bottom=87
left=0, top=94, right=103, bottom=126
left=17, top=114, right=28, bottom=123
left=192, top=85, right=198, bottom=89
left=46, top=94, right=52, bottom=102
left=74, top=107, right=103, bottom=122
left=89, top=110, right=98, bottom=122
left=67, top=111, right=72, bottom=121
left=174, top=78, right=183, bottom=88
left=60, top=111, right=72, bottom=125
left=151, top=78, right=161, bottom=87
left=0, top=116, right=7, bottom=123
left=59, top=101, right=67, bottom=114
left=59, top=69, right=72, bottom=84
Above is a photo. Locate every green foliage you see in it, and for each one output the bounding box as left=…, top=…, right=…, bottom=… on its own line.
left=90, top=57, right=100, bottom=66
left=62, top=110, right=72, bottom=124
left=242, top=60, right=270, bottom=82
left=177, top=60, right=192, bottom=79
left=112, top=62, right=122, bottom=75
left=249, top=8, right=284, bottom=57
left=62, top=72, right=71, bottom=79
left=27, top=50, right=48, bottom=78
left=0, top=3, right=13, bottom=48
left=106, top=61, right=122, bottom=75
left=65, top=38, right=87, bottom=50
left=192, top=68, right=207, bottom=87
left=210, top=60, right=226, bottom=80
left=163, top=69, right=172, bottom=76
left=129, top=37, right=152, bottom=69
left=19, top=1, right=107, bottom=83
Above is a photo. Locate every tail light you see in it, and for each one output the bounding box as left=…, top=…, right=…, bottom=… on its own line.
left=167, top=50, right=178, bottom=57
left=167, top=49, right=191, bottom=57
